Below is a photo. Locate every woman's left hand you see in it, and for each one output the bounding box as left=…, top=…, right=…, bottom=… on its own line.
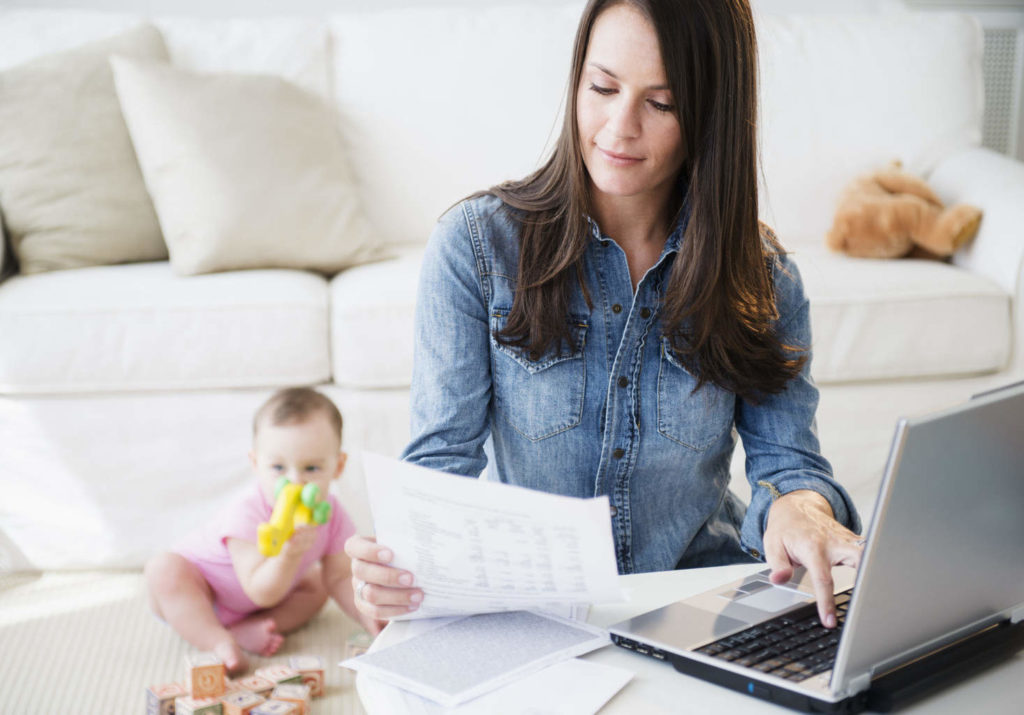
left=763, top=490, right=863, bottom=629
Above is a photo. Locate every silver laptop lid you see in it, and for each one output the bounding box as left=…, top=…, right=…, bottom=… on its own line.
left=832, top=382, right=1024, bottom=695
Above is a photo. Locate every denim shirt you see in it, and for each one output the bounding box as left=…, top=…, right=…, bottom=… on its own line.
left=401, top=193, right=860, bottom=574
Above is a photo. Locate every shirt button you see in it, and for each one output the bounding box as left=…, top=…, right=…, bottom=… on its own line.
left=617, top=376, right=628, bottom=388
left=609, top=505, right=618, bottom=517
left=613, top=448, right=625, bottom=459
left=750, top=548, right=761, bottom=559
left=528, top=350, right=539, bottom=361
left=640, top=307, right=652, bottom=319
left=612, top=304, right=622, bottom=314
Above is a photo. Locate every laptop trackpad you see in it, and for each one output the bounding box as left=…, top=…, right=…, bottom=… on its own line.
left=612, top=600, right=750, bottom=652
left=732, top=586, right=811, bottom=612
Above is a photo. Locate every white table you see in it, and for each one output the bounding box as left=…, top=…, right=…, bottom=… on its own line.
left=358, top=564, right=1024, bottom=714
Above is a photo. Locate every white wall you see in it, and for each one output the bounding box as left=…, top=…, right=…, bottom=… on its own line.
left=0, top=0, right=908, bottom=17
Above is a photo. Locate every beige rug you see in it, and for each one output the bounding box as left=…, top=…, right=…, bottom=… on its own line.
left=0, top=570, right=368, bottom=714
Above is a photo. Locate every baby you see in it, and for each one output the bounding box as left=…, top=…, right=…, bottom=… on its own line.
left=145, top=387, right=371, bottom=673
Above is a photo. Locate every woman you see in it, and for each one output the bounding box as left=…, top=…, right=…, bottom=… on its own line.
left=347, top=0, right=862, bottom=634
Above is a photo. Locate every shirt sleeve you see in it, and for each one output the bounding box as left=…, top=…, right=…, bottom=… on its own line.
left=735, top=251, right=862, bottom=559
left=219, top=485, right=269, bottom=547
left=399, top=201, right=492, bottom=477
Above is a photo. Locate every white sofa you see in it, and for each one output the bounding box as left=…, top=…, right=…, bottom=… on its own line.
left=1, top=3, right=1022, bottom=573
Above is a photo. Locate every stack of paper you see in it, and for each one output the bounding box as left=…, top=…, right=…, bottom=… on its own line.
left=361, top=452, right=625, bottom=619
left=343, top=454, right=634, bottom=712
left=342, top=611, right=629, bottom=710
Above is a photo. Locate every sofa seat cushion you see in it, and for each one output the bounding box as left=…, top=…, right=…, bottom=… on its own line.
left=330, top=249, right=423, bottom=388
left=328, top=246, right=1011, bottom=389
left=795, top=247, right=1011, bottom=383
left=0, top=262, right=330, bottom=394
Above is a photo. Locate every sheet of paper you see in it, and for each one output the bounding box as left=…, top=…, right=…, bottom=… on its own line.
left=363, top=452, right=624, bottom=619
left=359, top=657, right=633, bottom=715
left=342, top=610, right=611, bottom=708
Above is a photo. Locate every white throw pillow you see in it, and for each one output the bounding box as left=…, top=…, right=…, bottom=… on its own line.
left=0, top=24, right=169, bottom=274
left=110, top=55, right=383, bottom=276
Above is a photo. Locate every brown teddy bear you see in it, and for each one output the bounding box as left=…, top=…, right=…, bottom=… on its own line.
left=825, top=161, right=982, bottom=259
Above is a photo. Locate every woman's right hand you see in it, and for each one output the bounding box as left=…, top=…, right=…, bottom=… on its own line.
left=344, top=534, right=423, bottom=634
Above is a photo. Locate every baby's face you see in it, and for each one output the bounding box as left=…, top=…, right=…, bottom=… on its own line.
left=251, top=413, right=343, bottom=502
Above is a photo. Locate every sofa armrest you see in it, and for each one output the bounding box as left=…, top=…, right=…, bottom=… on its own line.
left=929, top=147, right=1024, bottom=374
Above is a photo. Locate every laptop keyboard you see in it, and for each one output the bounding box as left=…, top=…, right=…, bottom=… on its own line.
left=693, top=589, right=853, bottom=681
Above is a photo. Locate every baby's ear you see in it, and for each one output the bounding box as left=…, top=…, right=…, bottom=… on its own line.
left=248, top=450, right=258, bottom=471
left=334, top=451, right=348, bottom=479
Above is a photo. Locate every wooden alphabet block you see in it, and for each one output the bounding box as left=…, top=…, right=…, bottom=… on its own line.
left=220, top=690, right=266, bottom=715
left=253, top=665, right=301, bottom=686
left=174, top=694, right=224, bottom=715
left=185, top=653, right=227, bottom=699
left=270, top=684, right=310, bottom=715
left=146, top=682, right=187, bottom=715
left=250, top=701, right=298, bottom=715
left=287, top=655, right=324, bottom=697
left=235, top=675, right=275, bottom=697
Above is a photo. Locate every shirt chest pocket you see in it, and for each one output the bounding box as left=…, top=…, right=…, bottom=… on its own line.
left=489, top=310, right=588, bottom=441
left=657, top=337, right=735, bottom=451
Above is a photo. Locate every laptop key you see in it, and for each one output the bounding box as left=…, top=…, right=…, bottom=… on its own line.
left=734, top=651, right=774, bottom=668
left=697, top=643, right=727, bottom=655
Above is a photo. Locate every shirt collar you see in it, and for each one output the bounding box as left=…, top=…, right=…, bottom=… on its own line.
left=584, top=191, right=691, bottom=256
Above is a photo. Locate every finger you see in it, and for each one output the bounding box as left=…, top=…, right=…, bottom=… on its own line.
left=361, top=617, right=386, bottom=637
left=801, top=549, right=837, bottom=628
left=763, top=532, right=794, bottom=585
left=831, top=539, right=864, bottom=570
left=359, top=602, right=420, bottom=621
left=352, top=559, right=417, bottom=589
left=359, top=582, right=424, bottom=609
left=344, top=535, right=393, bottom=564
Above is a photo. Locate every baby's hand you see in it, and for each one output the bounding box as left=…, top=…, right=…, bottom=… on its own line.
left=280, top=524, right=318, bottom=560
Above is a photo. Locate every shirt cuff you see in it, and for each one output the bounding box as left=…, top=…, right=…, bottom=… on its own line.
left=739, top=472, right=862, bottom=561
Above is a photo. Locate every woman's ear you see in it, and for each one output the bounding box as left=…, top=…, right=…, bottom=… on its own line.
left=248, top=450, right=258, bottom=471
left=334, top=451, right=348, bottom=480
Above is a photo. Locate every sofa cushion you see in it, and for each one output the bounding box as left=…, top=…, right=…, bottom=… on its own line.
left=329, top=8, right=983, bottom=257
left=329, top=246, right=1010, bottom=389
left=795, top=247, right=1011, bottom=383
left=0, top=10, right=331, bottom=99
left=0, top=24, right=170, bottom=275
left=330, top=249, right=423, bottom=388
left=111, top=55, right=382, bottom=276
left=328, top=4, right=584, bottom=251
left=756, top=13, right=983, bottom=248
left=0, top=263, right=330, bottom=394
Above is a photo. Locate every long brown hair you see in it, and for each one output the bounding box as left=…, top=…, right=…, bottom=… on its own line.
left=485, top=0, right=805, bottom=403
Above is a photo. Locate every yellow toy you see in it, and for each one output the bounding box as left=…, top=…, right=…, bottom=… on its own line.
left=257, top=477, right=332, bottom=556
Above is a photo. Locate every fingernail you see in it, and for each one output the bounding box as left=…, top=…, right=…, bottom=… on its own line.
left=407, top=605, right=419, bottom=612
left=378, top=549, right=393, bottom=562
left=826, top=613, right=836, bottom=628
left=398, top=573, right=412, bottom=586
left=410, top=592, right=423, bottom=603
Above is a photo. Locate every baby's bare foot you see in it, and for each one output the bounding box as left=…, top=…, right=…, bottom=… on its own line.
left=230, top=617, right=284, bottom=657
left=213, top=639, right=248, bottom=676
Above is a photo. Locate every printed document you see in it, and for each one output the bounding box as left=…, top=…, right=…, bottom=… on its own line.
left=341, top=610, right=612, bottom=708
left=363, top=452, right=624, bottom=618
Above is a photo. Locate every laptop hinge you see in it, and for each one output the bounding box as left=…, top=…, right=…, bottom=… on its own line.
left=1012, top=606, right=1024, bottom=624
left=845, top=672, right=872, bottom=696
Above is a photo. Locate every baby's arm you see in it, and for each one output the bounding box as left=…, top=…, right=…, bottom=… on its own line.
left=227, top=525, right=319, bottom=608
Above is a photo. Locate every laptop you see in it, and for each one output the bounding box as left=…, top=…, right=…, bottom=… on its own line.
left=609, top=381, right=1024, bottom=713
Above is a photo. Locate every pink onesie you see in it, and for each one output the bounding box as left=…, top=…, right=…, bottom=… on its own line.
left=173, top=483, right=356, bottom=626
